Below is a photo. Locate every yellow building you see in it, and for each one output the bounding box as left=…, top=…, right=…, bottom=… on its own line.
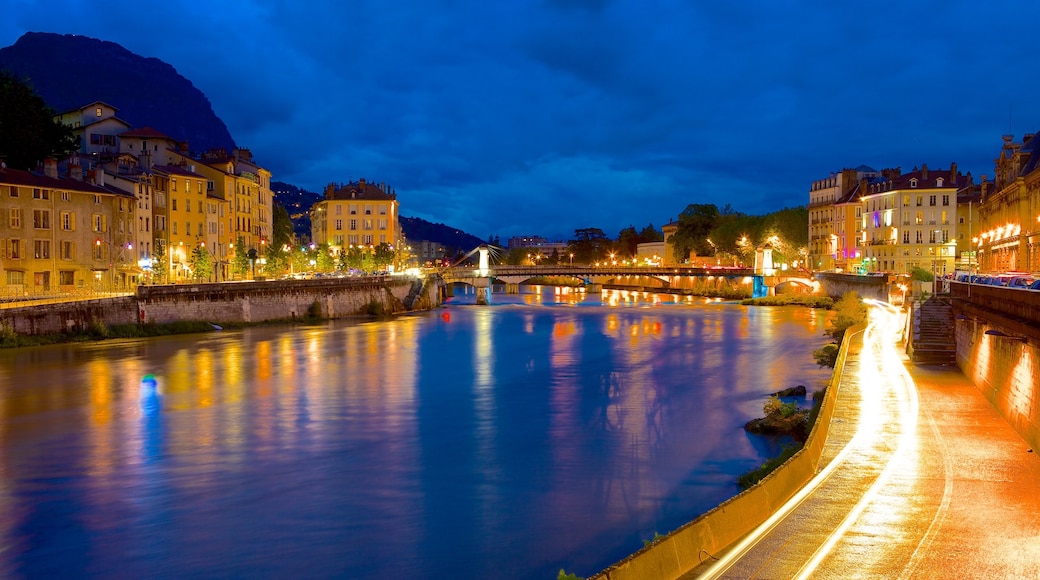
left=0, top=160, right=137, bottom=294
left=976, top=132, right=1040, bottom=273
left=808, top=166, right=882, bottom=272
left=311, top=179, right=401, bottom=253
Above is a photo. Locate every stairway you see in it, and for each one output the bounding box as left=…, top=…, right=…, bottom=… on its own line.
left=910, top=297, right=957, bottom=365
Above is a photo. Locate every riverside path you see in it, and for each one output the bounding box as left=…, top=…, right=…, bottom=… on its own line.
left=688, top=301, right=1040, bottom=579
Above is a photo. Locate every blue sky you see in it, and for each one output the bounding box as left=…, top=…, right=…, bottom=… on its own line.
left=3, top=1, right=1040, bottom=241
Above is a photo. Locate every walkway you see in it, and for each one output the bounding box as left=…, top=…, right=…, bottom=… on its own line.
left=689, top=305, right=1040, bottom=578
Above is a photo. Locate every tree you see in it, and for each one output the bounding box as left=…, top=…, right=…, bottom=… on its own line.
left=188, top=245, right=214, bottom=281
left=264, top=203, right=295, bottom=275
left=339, top=245, right=366, bottom=272
left=616, top=226, right=640, bottom=257
left=504, top=247, right=528, bottom=265
left=373, top=242, right=395, bottom=270
left=231, top=236, right=250, bottom=279
left=0, top=70, right=78, bottom=170
left=568, top=228, right=611, bottom=263
left=670, top=204, right=721, bottom=262
left=152, top=240, right=169, bottom=284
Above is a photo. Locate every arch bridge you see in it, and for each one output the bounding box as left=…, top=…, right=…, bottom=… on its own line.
left=440, top=264, right=815, bottom=303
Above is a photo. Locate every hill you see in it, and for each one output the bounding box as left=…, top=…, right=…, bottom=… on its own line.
left=0, top=32, right=235, bottom=153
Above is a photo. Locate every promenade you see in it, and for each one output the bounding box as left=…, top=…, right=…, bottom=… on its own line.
left=691, top=307, right=1040, bottom=578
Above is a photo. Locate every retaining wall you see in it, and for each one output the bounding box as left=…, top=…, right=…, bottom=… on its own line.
left=2, top=277, right=444, bottom=335
left=816, top=272, right=890, bottom=301
left=955, top=319, right=1040, bottom=453
left=588, top=323, right=865, bottom=580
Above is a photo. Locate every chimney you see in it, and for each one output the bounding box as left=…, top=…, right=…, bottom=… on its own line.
left=141, top=150, right=153, bottom=171
left=921, top=163, right=928, bottom=180
left=950, top=162, right=957, bottom=182
left=43, top=157, right=58, bottom=179
left=324, top=183, right=335, bottom=197
left=69, top=155, right=83, bottom=181
left=359, top=178, right=366, bottom=189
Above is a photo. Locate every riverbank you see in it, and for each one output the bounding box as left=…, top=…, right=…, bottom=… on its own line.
left=0, top=275, right=445, bottom=348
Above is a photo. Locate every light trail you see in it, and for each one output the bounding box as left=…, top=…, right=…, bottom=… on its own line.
left=793, top=302, right=919, bottom=578
left=700, top=301, right=923, bottom=579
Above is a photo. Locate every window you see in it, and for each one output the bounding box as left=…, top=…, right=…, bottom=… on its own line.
left=335, top=205, right=342, bottom=216
left=198, top=201, right=203, bottom=213
left=379, top=206, right=387, bottom=216
left=172, top=199, right=178, bottom=211
left=903, top=231, right=910, bottom=243
left=364, top=219, right=373, bottom=230
left=93, top=242, right=104, bottom=260
left=34, top=240, right=50, bottom=259
left=334, top=234, right=344, bottom=246
left=916, top=196, right=922, bottom=206
left=378, top=218, right=387, bottom=229
left=6, top=270, right=24, bottom=285
left=349, top=219, right=357, bottom=231
left=207, top=180, right=214, bottom=191
left=172, top=179, right=178, bottom=192
left=902, top=195, right=910, bottom=206
left=33, top=188, right=49, bottom=200
left=7, top=239, right=22, bottom=259
left=9, top=186, right=18, bottom=198
left=61, top=191, right=70, bottom=202
left=929, top=195, right=936, bottom=206
left=335, top=219, right=343, bottom=230
left=916, top=231, right=922, bottom=243
left=936, top=178, right=944, bottom=187
left=9, top=208, right=21, bottom=228
left=95, top=195, right=102, bottom=204
left=365, top=205, right=372, bottom=215
left=61, top=211, right=73, bottom=231
left=186, top=222, right=191, bottom=236
left=60, top=240, right=74, bottom=260
left=59, top=270, right=74, bottom=285
left=33, top=209, right=51, bottom=230
left=910, top=179, right=918, bottom=188
left=93, top=214, right=104, bottom=232
left=349, top=204, right=357, bottom=215
left=942, top=195, right=950, bottom=206
left=96, top=107, right=103, bottom=117
left=172, top=222, right=177, bottom=235
left=915, top=211, right=923, bottom=225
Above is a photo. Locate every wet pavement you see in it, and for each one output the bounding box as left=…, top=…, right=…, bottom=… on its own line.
left=689, top=304, right=1040, bottom=579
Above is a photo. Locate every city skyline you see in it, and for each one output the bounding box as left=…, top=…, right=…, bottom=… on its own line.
left=3, top=1, right=1040, bottom=241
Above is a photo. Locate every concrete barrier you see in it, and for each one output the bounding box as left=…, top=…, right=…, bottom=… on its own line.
left=589, top=322, right=865, bottom=580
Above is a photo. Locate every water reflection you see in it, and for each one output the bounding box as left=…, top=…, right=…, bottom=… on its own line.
left=0, top=288, right=832, bottom=579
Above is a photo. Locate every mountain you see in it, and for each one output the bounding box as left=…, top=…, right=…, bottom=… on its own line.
left=0, top=32, right=235, bottom=153
left=400, top=216, right=485, bottom=252
left=272, top=181, right=484, bottom=250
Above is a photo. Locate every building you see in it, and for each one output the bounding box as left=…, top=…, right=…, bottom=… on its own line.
left=311, top=179, right=402, bottom=254
left=859, top=163, right=972, bottom=277
left=975, top=132, right=1040, bottom=274
left=808, top=166, right=884, bottom=272
left=507, top=235, right=569, bottom=259
left=1, top=160, right=137, bottom=293
left=54, top=101, right=131, bottom=162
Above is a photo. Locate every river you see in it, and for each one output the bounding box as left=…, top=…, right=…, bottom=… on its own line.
left=0, top=287, right=832, bottom=579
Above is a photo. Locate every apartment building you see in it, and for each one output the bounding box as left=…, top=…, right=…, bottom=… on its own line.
left=976, top=132, right=1040, bottom=273
left=311, top=179, right=401, bottom=252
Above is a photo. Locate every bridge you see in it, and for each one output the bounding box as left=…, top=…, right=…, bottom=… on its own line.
left=440, top=261, right=816, bottom=303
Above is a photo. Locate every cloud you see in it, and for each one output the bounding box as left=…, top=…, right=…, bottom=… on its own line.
left=4, top=0, right=1040, bottom=240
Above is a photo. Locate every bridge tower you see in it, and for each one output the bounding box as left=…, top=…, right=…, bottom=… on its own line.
left=475, top=245, right=492, bottom=305
left=755, top=242, right=778, bottom=296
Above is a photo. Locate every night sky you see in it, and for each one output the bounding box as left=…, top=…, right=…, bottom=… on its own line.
left=3, top=1, right=1040, bottom=241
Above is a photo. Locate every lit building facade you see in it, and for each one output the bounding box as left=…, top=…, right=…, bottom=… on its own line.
left=311, top=179, right=401, bottom=253
left=859, top=164, right=970, bottom=276
left=976, top=132, right=1040, bottom=273
left=808, top=166, right=881, bottom=272
left=0, top=161, right=137, bottom=292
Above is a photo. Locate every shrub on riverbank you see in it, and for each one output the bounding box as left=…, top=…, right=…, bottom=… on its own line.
left=740, top=295, right=834, bottom=308
left=737, top=443, right=801, bottom=490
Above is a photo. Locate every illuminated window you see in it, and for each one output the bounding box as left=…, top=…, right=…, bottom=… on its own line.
left=96, top=107, right=102, bottom=117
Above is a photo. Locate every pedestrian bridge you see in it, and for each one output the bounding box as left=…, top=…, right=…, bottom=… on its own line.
left=439, top=264, right=816, bottom=302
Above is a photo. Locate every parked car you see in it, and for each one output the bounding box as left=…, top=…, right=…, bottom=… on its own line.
left=1008, top=276, right=1035, bottom=288
left=1029, top=279, right=1040, bottom=291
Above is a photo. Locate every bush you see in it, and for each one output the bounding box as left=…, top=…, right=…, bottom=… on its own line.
left=826, top=291, right=867, bottom=341
left=737, top=443, right=802, bottom=490
left=812, top=343, right=839, bottom=367
left=741, top=295, right=834, bottom=308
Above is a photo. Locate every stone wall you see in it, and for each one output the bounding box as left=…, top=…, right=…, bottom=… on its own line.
left=1, top=296, right=138, bottom=335
left=815, top=272, right=891, bottom=301
left=2, top=277, right=444, bottom=335
left=955, top=319, right=1040, bottom=453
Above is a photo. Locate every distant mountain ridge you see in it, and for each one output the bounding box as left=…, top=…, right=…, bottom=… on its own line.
left=0, top=32, right=235, bottom=153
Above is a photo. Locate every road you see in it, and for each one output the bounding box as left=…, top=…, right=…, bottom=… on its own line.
left=687, top=301, right=1040, bottom=579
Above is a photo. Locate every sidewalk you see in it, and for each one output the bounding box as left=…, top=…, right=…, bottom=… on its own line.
left=899, top=362, right=1040, bottom=578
